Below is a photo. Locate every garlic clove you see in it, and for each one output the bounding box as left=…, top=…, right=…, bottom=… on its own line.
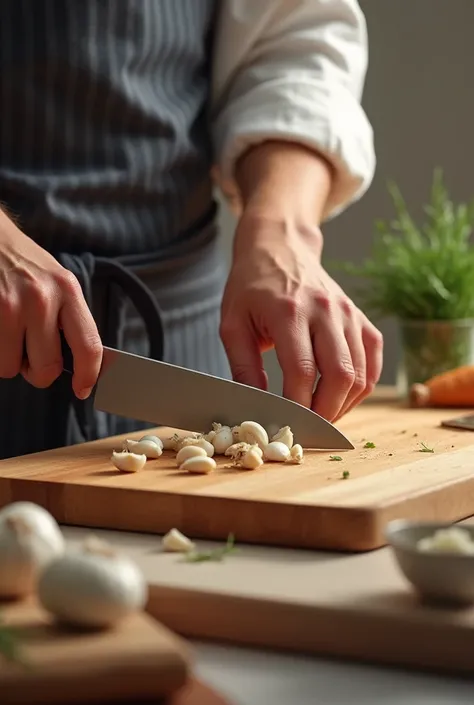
left=270, top=426, right=294, bottom=449
left=123, top=438, right=162, bottom=458
left=175, top=436, right=215, bottom=457
left=264, top=441, right=291, bottom=462
left=225, top=441, right=251, bottom=459
left=0, top=502, right=65, bottom=599
left=176, top=444, right=208, bottom=467
left=239, top=446, right=264, bottom=470
left=211, top=424, right=234, bottom=454
left=240, top=421, right=269, bottom=450
left=139, top=434, right=164, bottom=451
left=160, top=435, right=178, bottom=451
left=180, top=456, right=217, bottom=474
left=162, top=528, right=195, bottom=553
left=289, top=443, right=304, bottom=464
left=38, top=538, right=148, bottom=629
left=111, top=450, right=147, bottom=473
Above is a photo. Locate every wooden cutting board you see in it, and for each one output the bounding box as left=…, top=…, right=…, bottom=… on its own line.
left=0, top=599, right=190, bottom=704
left=62, top=519, right=474, bottom=678
left=1, top=390, right=474, bottom=551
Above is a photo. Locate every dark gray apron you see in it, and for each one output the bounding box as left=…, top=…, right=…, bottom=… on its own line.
left=0, top=0, right=231, bottom=459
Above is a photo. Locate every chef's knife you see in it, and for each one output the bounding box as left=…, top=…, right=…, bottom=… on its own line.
left=88, top=346, right=354, bottom=450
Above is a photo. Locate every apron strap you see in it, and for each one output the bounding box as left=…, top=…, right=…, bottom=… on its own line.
left=57, top=252, right=165, bottom=441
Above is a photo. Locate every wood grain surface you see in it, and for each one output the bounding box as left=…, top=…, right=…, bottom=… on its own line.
left=0, top=599, right=189, bottom=704
left=1, top=391, right=474, bottom=550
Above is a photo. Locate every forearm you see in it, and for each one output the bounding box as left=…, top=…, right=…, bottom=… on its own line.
left=212, top=0, right=374, bottom=220
left=233, top=140, right=332, bottom=256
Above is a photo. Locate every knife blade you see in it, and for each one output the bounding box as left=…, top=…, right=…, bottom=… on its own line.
left=92, top=346, right=354, bottom=450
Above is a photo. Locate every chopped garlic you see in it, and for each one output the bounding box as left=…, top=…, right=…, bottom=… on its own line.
left=416, top=527, right=474, bottom=555
left=162, top=528, right=195, bottom=553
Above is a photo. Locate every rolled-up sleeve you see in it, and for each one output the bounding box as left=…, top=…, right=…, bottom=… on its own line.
left=210, top=0, right=375, bottom=219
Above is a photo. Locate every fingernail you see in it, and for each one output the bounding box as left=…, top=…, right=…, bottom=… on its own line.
left=78, top=387, right=93, bottom=400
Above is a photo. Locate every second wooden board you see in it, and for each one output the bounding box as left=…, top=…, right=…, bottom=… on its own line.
left=1, top=394, right=474, bottom=551
left=0, top=600, right=189, bottom=704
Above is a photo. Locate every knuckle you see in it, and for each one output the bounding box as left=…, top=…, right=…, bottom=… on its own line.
left=29, top=282, right=54, bottom=314
left=339, top=297, right=355, bottom=318
left=365, top=325, right=384, bottom=350
left=364, top=379, right=377, bottom=395
left=278, top=296, right=300, bottom=319
left=81, top=334, right=103, bottom=362
left=56, top=269, right=81, bottom=298
left=333, top=360, right=356, bottom=388
left=313, top=291, right=332, bottom=313
left=0, top=294, right=20, bottom=321
left=351, top=373, right=367, bottom=396
left=231, top=364, right=254, bottom=383
left=294, top=359, right=317, bottom=383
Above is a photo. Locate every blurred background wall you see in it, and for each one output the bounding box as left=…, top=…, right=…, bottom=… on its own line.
left=216, top=0, right=474, bottom=393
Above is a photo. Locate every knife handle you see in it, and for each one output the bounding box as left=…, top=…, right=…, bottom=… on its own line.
left=22, top=331, right=74, bottom=376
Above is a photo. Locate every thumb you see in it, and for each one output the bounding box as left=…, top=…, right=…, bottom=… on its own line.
left=220, top=317, right=268, bottom=390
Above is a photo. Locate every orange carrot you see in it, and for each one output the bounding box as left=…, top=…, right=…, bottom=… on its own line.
left=409, top=365, right=474, bottom=408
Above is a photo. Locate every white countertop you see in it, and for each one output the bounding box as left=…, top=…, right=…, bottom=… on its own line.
left=192, top=640, right=474, bottom=705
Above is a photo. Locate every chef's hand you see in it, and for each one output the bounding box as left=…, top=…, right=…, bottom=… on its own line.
left=0, top=209, right=102, bottom=398
left=219, top=142, right=383, bottom=422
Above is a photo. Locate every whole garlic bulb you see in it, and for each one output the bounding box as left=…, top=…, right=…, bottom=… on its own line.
left=0, top=501, right=65, bottom=599
left=38, top=536, right=148, bottom=629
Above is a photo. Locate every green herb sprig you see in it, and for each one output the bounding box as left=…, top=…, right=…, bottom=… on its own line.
left=183, top=533, right=237, bottom=563
left=419, top=442, right=434, bottom=453
left=330, top=169, right=474, bottom=321
left=329, top=455, right=342, bottom=462
left=364, top=441, right=376, bottom=449
left=0, top=621, right=27, bottom=667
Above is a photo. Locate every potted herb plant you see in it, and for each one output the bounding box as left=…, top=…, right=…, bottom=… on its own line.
left=332, top=169, right=474, bottom=394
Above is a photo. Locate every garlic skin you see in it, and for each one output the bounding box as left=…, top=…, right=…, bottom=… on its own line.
left=180, top=456, right=217, bottom=474
left=211, top=423, right=234, bottom=454
left=175, top=436, right=215, bottom=457
left=264, top=441, right=291, bottom=462
left=176, top=444, right=208, bottom=466
left=240, top=421, right=269, bottom=450
left=139, top=435, right=164, bottom=451
left=112, top=450, right=147, bottom=473
left=203, top=429, right=217, bottom=443
left=0, top=502, right=65, bottom=599
left=231, top=426, right=241, bottom=443
left=160, top=435, right=177, bottom=451
left=38, top=538, right=148, bottom=629
left=171, top=433, right=200, bottom=451
left=162, top=528, right=195, bottom=553
left=270, top=426, right=294, bottom=449
left=225, top=441, right=251, bottom=459
left=123, top=439, right=162, bottom=458
left=289, top=444, right=304, bottom=464
left=239, top=445, right=264, bottom=470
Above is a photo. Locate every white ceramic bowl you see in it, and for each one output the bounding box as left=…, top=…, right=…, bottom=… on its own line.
left=385, top=519, right=474, bottom=607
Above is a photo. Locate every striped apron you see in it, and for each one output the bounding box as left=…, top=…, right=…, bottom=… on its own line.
left=0, top=0, right=231, bottom=459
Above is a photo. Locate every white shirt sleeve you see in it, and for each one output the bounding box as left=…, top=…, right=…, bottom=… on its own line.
left=210, top=0, right=375, bottom=220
